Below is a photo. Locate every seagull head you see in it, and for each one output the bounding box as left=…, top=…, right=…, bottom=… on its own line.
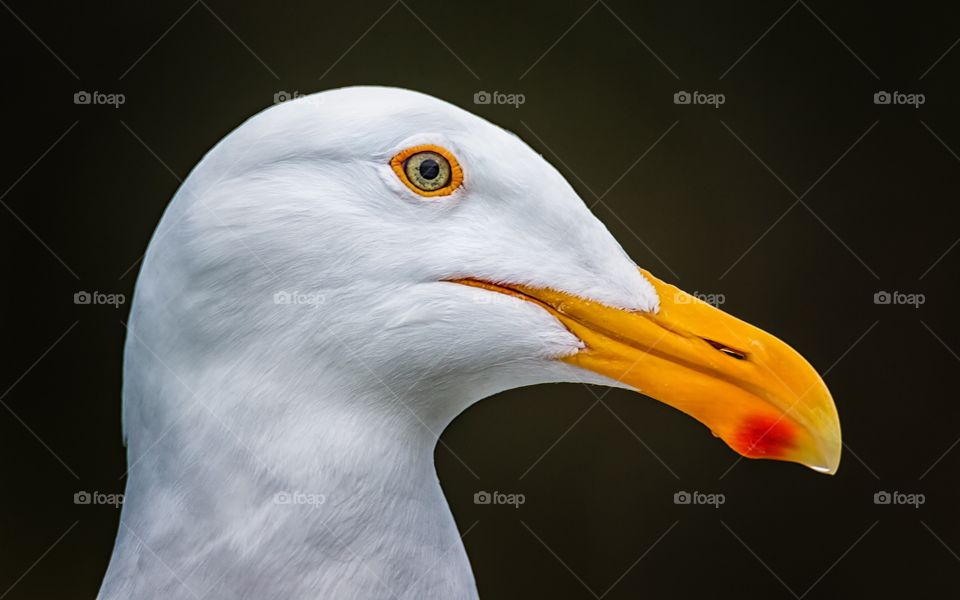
left=144, top=86, right=840, bottom=474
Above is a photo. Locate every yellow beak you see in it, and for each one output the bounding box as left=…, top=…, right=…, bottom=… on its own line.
left=455, top=269, right=841, bottom=474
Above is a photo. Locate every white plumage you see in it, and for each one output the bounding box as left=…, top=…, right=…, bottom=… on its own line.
left=99, top=87, right=658, bottom=599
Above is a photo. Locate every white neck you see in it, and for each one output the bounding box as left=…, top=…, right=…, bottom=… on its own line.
left=98, top=344, right=480, bottom=600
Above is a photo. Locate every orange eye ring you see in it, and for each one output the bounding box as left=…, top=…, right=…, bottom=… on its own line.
left=390, top=144, right=464, bottom=197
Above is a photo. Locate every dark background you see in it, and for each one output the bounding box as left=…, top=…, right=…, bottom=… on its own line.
left=1, top=1, right=958, bottom=598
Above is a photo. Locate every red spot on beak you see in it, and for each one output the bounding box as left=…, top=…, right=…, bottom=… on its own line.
left=735, top=415, right=795, bottom=458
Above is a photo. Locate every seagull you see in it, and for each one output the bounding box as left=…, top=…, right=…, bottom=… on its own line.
left=98, top=86, right=841, bottom=600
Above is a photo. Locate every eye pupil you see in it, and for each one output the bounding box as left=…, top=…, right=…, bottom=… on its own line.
left=419, top=159, right=440, bottom=180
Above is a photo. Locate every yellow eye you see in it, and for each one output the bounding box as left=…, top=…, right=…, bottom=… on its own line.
left=390, top=144, right=463, bottom=197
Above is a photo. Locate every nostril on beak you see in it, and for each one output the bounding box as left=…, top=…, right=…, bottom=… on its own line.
left=703, top=338, right=747, bottom=360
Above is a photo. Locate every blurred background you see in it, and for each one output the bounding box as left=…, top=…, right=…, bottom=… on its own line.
left=1, top=1, right=958, bottom=597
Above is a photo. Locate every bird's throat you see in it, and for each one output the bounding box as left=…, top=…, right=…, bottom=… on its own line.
left=99, top=386, right=479, bottom=600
